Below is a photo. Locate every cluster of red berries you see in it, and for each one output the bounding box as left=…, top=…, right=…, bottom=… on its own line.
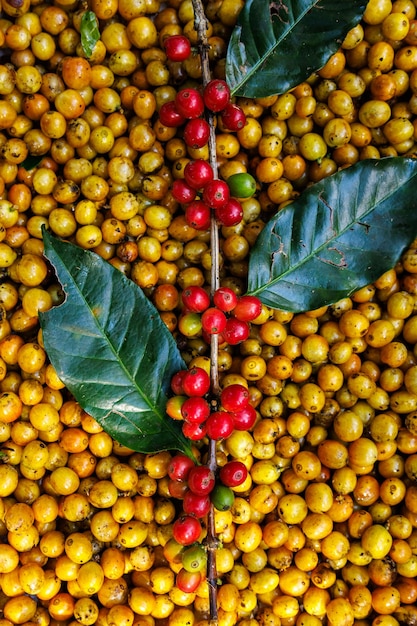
left=179, top=285, right=263, bottom=346
left=162, top=452, right=248, bottom=592
left=160, top=35, right=248, bottom=229
left=160, top=35, right=259, bottom=596
left=167, top=362, right=257, bottom=441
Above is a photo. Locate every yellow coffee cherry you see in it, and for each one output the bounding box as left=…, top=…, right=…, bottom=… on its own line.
left=77, top=561, right=105, bottom=595
left=361, top=524, right=393, bottom=558
left=64, top=532, right=93, bottom=564
left=234, top=521, right=263, bottom=553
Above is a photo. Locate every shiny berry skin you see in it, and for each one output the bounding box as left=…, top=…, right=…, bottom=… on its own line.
left=183, top=118, right=210, bottom=149
left=220, top=103, right=246, bottom=130
left=220, top=384, right=249, bottom=412
left=183, top=490, right=211, bottom=517
left=172, top=179, right=197, bottom=204
left=181, top=396, right=211, bottom=424
left=164, top=35, right=191, bottom=61
left=233, top=295, right=262, bottom=321
left=232, top=404, right=257, bottom=430
left=227, top=172, right=256, bottom=198
left=168, top=454, right=195, bottom=481
left=166, top=394, right=186, bottom=420
left=159, top=101, right=186, bottom=127
left=188, top=465, right=215, bottom=496
left=178, top=312, right=202, bottom=337
left=184, top=159, right=214, bottom=190
left=171, top=370, right=187, bottom=395
left=182, top=285, right=210, bottom=313
left=210, top=484, right=235, bottom=511
left=181, top=544, right=207, bottom=573
left=219, top=460, right=248, bottom=487
left=214, top=198, right=243, bottom=226
left=168, top=479, right=189, bottom=499
left=203, top=79, right=230, bottom=112
left=202, top=179, right=230, bottom=209
left=176, top=568, right=202, bottom=593
left=163, top=537, right=185, bottom=564
left=223, top=318, right=250, bottom=345
left=172, top=515, right=202, bottom=545
left=205, top=411, right=234, bottom=440
left=201, top=307, right=227, bottom=335
left=182, top=367, right=210, bottom=396
left=213, top=287, right=239, bottom=312
left=185, top=200, right=211, bottom=230
left=182, top=421, right=207, bottom=441
left=175, top=88, right=204, bottom=119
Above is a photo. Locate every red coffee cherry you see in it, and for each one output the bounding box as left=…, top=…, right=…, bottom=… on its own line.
left=203, top=79, right=231, bottom=112
left=182, top=421, right=207, bottom=441
left=214, top=198, right=243, bottom=226
left=223, top=317, right=250, bottom=345
left=172, top=515, right=202, bottom=545
left=202, top=179, right=230, bottom=210
left=201, top=307, right=227, bottom=335
left=184, top=159, right=214, bottom=190
left=188, top=465, right=215, bottom=496
left=219, top=460, right=248, bottom=487
left=171, top=370, right=187, bottom=395
left=205, top=411, right=234, bottom=440
left=213, top=287, right=239, bottom=312
left=175, top=88, right=205, bottom=119
left=185, top=200, right=211, bottom=230
left=183, top=491, right=211, bottom=517
left=176, top=568, right=202, bottom=593
left=220, top=384, right=249, bottom=412
left=159, top=100, right=186, bottom=127
left=181, top=396, right=211, bottom=424
left=182, top=367, right=210, bottom=396
left=164, top=35, right=191, bottom=61
left=183, top=118, right=210, bottom=149
left=181, top=285, right=211, bottom=313
left=232, top=295, right=262, bottom=321
left=168, top=454, right=195, bottom=481
left=232, top=404, right=257, bottom=430
left=220, top=103, right=246, bottom=130
left=172, top=179, right=197, bottom=204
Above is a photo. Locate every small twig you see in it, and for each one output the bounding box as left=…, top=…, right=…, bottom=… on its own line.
left=192, top=0, right=221, bottom=623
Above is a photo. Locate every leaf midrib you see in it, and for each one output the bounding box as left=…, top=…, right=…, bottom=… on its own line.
left=231, top=0, right=321, bottom=94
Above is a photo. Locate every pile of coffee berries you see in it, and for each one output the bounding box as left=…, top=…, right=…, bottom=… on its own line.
left=5, top=0, right=417, bottom=623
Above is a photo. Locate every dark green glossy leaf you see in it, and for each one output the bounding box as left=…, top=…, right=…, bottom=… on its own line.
left=247, top=157, right=417, bottom=312
left=226, top=0, right=367, bottom=97
left=21, top=155, right=43, bottom=171
left=80, top=11, right=100, bottom=58
left=40, top=230, right=194, bottom=457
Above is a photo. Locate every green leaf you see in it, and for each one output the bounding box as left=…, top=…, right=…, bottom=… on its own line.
left=226, top=0, right=367, bottom=97
left=40, top=230, right=194, bottom=457
left=247, top=157, right=417, bottom=312
left=80, top=11, right=100, bottom=58
left=21, top=155, right=43, bottom=171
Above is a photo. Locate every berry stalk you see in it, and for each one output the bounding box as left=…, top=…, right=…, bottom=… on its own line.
left=192, top=0, right=221, bottom=623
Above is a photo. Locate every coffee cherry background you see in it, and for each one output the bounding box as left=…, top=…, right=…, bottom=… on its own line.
left=2, top=0, right=417, bottom=625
